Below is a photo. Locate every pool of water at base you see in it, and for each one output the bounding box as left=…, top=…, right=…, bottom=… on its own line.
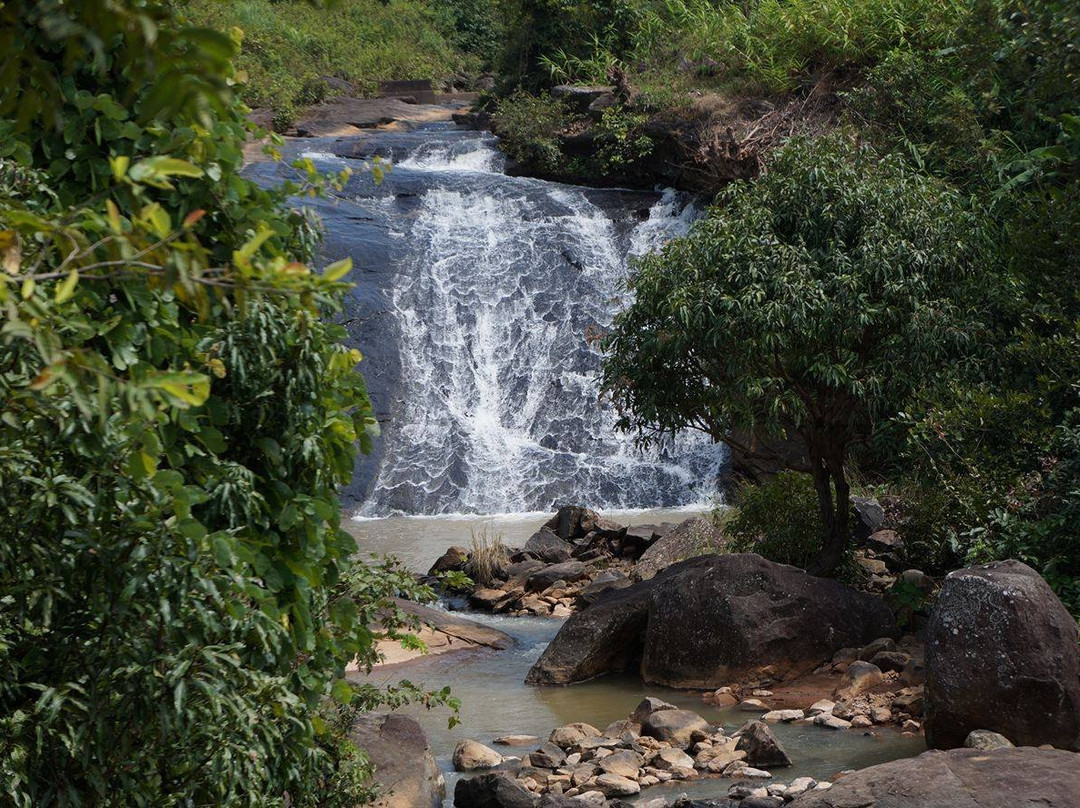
left=345, top=510, right=926, bottom=805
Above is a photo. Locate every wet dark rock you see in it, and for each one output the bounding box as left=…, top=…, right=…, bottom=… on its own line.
left=349, top=713, right=444, bottom=808
left=526, top=561, right=589, bottom=593
left=788, top=747, right=1080, bottom=808
left=735, top=720, right=792, bottom=768
left=454, top=772, right=537, bottom=808
left=544, top=505, right=603, bottom=541
left=925, top=559, right=1080, bottom=750
left=524, top=528, right=573, bottom=564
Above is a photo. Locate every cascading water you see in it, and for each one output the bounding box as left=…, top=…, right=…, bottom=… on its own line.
left=286, top=127, right=727, bottom=515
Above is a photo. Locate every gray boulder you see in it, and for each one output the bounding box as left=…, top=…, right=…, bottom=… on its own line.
left=544, top=505, right=602, bottom=540
left=349, top=713, right=444, bottom=808
left=642, top=554, right=897, bottom=688
left=789, top=747, right=1080, bottom=808
left=635, top=516, right=727, bottom=580
left=528, top=554, right=895, bottom=688
left=925, top=559, right=1080, bottom=750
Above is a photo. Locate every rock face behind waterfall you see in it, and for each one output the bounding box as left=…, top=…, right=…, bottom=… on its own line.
left=527, top=554, right=896, bottom=687
left=924, top=559, right=1080, bottom=751
left=789, top=747, right=1080, bottom=808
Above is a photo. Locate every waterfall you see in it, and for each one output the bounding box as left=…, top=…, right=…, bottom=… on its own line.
left=298, top=128, right=727, bottom=516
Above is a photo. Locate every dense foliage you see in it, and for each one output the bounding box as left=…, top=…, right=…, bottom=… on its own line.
left=180, top=0, right=501, bottom=130
left=603, top=134, right=989, bottom=573
left=0, top=1, right=452, bottom=804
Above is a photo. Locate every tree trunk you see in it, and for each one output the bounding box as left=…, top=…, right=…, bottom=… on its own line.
left=806, top=445, right=852, bottom=577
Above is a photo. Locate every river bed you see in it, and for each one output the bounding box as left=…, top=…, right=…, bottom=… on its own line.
left=346, top=511, right=926, bottom=805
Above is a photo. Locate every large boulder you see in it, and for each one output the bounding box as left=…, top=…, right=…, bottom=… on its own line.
left=735, top=720, right=791, bottom=767
left=641, top=554, right=897, bottom=688
left=349, top=713, right=445, bottom=808
left=528, top=554, right=895, bottom=688
left=640, top=708, right=711, bottom=748
left=789, top=747, right=1080, bottom=808
left=454, top=773, right=537, bottom=808
left=635, top=517, right=727, bottom=580
left=924, top=560, right=1080, bottom=751
left=454, top=739, right=504, bottom=771
left=525, top=576, right=656, bottom=684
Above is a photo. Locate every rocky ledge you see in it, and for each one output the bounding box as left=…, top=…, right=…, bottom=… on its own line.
left=428, top=506, right=726, bottom=620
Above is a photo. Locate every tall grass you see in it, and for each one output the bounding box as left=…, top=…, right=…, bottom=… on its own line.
left=634, top=0, right=973, bottom=93
left=467, top=528, right=510, bottom=588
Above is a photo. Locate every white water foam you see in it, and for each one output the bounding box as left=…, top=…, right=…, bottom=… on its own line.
left=360, top=135, right=723, bottom=516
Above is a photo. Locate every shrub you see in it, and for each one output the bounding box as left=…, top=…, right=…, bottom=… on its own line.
left=493, top=90, right=577, bottom=174
left=467, top=528, right=510, bottom=588
left=728, top=472, right=853, bottom=574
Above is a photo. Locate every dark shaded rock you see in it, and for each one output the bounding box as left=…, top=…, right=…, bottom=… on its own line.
left=429, top=546, right=469, bottom=576
left=789, top=747, right=1080, bottom=808
left=454, top=773, right=537, bottom=808
left=735, top=720, right=792, bottom=767
left=853, top=497, right=885, bottom=540
left=635, top=516, right=727, bottom=580
left=630, top=696, right=677, bottom=723
left=550, top=85, right=614, bottom=113
left=524, top=527, right=573, bottom=564
left=506, top=559, right=546, bottom=580
left=642, top=554, right=897, bottom=688
left=640, top=708, right=711, bottom=748
left=925, top=559, right=1080, bottom=751
left=530, top=741, right=567, bottom=769
left=619, top=524, right=671, bottom=559
left=870, top=650, right=910, bottom=673
left=544, top=505, right=602, bottom=541
left=525, top=573, right=657, bottom=684
left=526, top=561, right=589, bottom=593
left=575, top=571, right=631, bottom=609
left=867, top=529, right=903, bottom=553
left=349, top=713, right=444, bottom=808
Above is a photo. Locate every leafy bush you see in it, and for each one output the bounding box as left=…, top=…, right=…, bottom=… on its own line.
left=0, top=1, right=452, bottom=804
left=493, top=90, right=577, bottom=174
left=727, top=472, right=831, bottom=570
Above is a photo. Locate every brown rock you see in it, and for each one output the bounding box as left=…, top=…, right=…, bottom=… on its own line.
left=735, top=721, right=792, bottom=767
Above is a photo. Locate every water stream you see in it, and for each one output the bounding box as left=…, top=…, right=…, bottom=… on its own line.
left=253, top=124, right=925, bottom=805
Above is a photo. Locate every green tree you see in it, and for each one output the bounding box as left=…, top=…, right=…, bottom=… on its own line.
left=603, top=134, right=990, bottom=575
left=0, top=1, right=451, bottom=804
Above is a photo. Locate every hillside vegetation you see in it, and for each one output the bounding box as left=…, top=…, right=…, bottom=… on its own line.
left=180, top=0, right=503, bottom=129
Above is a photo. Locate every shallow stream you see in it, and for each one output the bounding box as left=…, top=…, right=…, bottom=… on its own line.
left=347, top=512, right=925, bottom=805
